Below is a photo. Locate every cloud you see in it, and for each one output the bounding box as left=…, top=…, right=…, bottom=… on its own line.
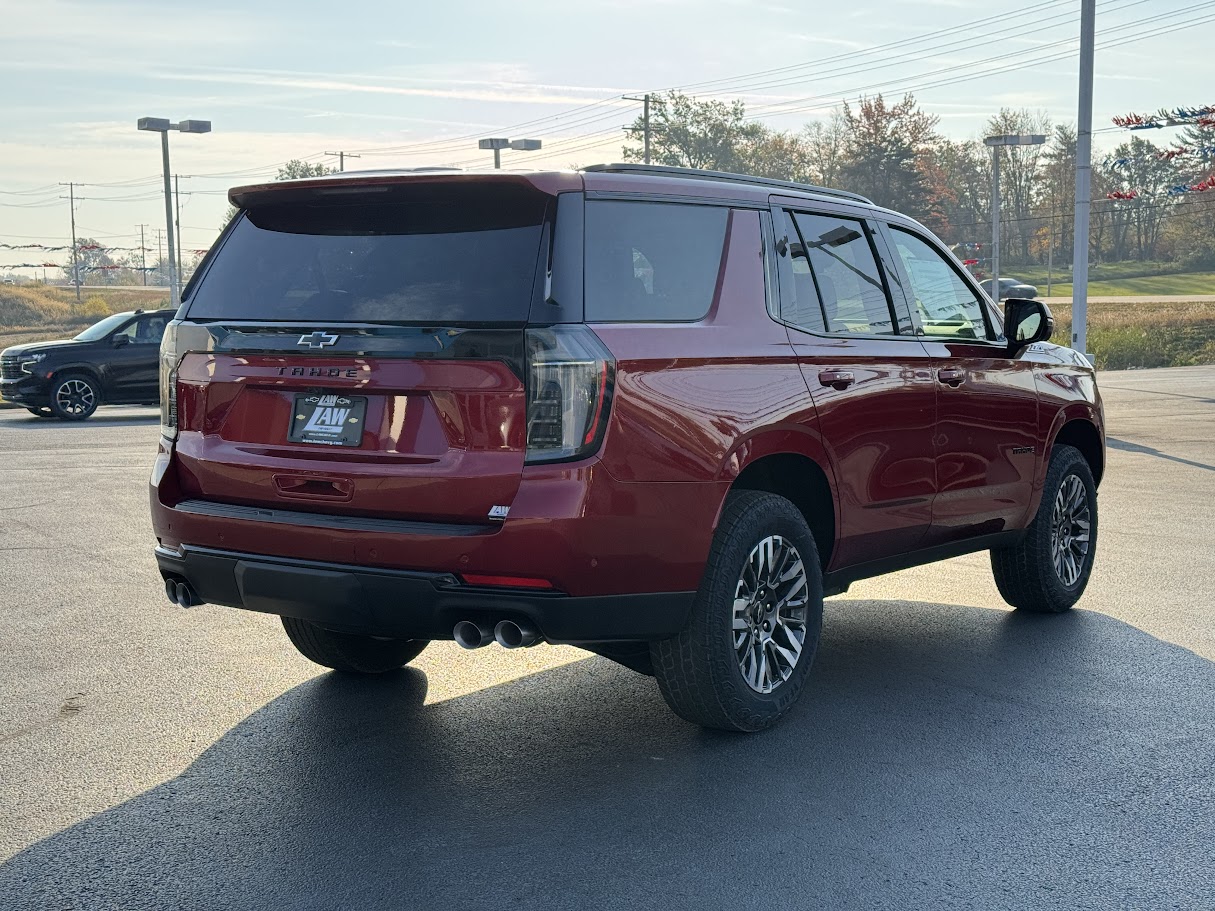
left=156, top=70, right=632, bottom=108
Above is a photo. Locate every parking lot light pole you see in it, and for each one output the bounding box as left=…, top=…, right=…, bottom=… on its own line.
left=478, top=137, right=542, bottom=169
left=984, top=133, right=1046, bottom=303
left=138, top=117, right=211, bottom=306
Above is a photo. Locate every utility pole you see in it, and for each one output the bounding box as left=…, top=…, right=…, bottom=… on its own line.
left=324, top=150, right=361, bottom=172
left=174, top=175, right=183, bottom=286
left=138, top=224, right=148, bottom=286
left=1071, top=0, right=1096, bottom=363
left=156, top=229, right=164, bottom=287
left=624, top=94, right=652, bottom=164
left=58, top=182, right=82, bottom=303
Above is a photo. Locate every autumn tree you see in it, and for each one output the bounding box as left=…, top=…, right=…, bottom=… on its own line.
left=1098, top=136, right=1179, bottom=261
left=623, top=92, right=767, bottom=171
left=1036, top=124, right=1077, bottom=266
left=1162, top=119, right=1215, bottom=267
left=836, top=94, right=944, bottom=231
left=984, top=109, right=1051, bottom=265
left=61, top=238, right=117, bottom=286
left=800, top=113, right=849, bottom=187
left=928, top=140, right=988, bottom=248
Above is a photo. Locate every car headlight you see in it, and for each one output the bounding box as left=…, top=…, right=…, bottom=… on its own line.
left=19, top=353, right=47, bottom=374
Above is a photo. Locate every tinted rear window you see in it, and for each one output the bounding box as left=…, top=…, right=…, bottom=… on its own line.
left=185, top=186, right=547, bottom=325
left=584, top=200, right=729, bottom=322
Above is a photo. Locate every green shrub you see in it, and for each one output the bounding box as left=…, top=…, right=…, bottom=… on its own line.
left=80, top=296, right=112, bottom=318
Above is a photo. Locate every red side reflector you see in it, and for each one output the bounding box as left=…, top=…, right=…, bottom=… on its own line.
left=461, top=573, right=554, bottom=590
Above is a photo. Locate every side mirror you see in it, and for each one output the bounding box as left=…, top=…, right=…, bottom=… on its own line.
left=112, top=334, right=131, bottom=347
left=1004, top=298, right=1054, bottom=353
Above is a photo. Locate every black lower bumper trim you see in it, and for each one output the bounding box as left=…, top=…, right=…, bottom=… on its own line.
left=174, top=499, right=494, bottom=537
left=155, top=545, right=694, bottom=644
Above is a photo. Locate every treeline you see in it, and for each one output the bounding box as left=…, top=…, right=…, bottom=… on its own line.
left=623, top=92, right=1215, bottom=272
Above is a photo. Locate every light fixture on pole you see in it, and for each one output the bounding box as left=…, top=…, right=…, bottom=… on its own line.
left=137, top=117, right=211, bottom=306
left=478, top=137, right=542, bottom=169
left=984, top=133, right=1046, bottom=303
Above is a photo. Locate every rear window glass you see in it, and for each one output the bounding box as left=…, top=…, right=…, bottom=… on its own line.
left=185, top=187, right=547, bottom=324
left=585, top=200, right=728, bottom=322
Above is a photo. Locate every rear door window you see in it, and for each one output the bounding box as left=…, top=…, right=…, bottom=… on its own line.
left=185, top=188, right=547, bottom=325
left=779, top=209, right=827, bottom=332
left=584, top=200, right=729, bottom=322
left=790, top=212, right=898, bottom=335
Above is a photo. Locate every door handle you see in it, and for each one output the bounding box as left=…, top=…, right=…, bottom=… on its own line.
left=818, top=369, right=855, bottom=390
left=937, top=367, right=965, bottom=387
left=274, top=475, right=354, bottom=501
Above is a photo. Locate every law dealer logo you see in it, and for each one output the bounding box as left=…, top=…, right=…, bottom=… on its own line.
left=302, top=395, right=352, bottom=437
left=289, top=393, right=367, bottom=447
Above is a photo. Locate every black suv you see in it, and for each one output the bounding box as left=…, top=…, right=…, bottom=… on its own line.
left=1, top=309, right=174, bottom=420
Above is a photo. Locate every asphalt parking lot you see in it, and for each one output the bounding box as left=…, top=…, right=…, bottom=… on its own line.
left=0, top=366, right=1212, bottom=910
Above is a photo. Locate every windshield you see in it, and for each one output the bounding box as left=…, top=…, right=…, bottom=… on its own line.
left=185, top=185, right=548, bottom=325
left=74, top=312, right=134, bottom=341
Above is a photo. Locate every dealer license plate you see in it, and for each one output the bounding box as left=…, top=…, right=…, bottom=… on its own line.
left=287, top=393, right=367, bottom=447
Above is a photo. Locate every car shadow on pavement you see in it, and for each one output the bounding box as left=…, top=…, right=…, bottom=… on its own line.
left=0, top=409, right=160, bottom=429
left=1, top=600, right=1212, bottom=911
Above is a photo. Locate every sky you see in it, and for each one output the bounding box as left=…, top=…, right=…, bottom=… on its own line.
left=1, top=0, right=1210, bottom=274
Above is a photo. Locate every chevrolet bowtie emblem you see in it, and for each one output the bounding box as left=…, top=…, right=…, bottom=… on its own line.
left=298, top=331, right=339, bottom=348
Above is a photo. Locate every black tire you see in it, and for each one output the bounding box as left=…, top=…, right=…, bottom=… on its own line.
left=651, top=490, right=824, bottom=732
left=26, top=407, right=56, bottom=419
left=991, top=444, right=1098, bottom=613
left=48, top=373, right=100, bottom=421
left=281, top=617, right=428, bottom=674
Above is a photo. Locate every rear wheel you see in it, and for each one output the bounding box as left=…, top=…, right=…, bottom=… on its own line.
left=282, top=617, right=428, bottom=674
left=26, top=407, right=56, bottom=419
left=651, top=490, right=824, bottom=732
left=49, top=373, right=100, bottom=420
left=991, top=444, right=1098, bottom=613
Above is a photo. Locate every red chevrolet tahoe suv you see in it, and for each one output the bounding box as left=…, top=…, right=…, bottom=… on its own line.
left=150, top=164, right=1104, bottom=731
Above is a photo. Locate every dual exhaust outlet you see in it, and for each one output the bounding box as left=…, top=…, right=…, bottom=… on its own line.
left=453, top=618, right=540, bottom=650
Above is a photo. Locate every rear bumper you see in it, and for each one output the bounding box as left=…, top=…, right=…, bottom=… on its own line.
left=150, top=442, right=727, bottom=598
left=155, top=544, right=694, bottom=644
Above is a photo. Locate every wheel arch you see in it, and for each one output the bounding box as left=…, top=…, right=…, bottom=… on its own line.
left=49, top=363, right=105, bottom=390
left=1051, top=416, right=1104, bottom=487
left=721, top=435, right=838, bottom=571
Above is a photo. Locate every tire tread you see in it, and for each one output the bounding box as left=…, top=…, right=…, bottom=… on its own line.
left=651, top=490, right=823, bottom=732
left=991, top=444, right=1097, bottom=613
left=281, top=617, right=427, bottom=674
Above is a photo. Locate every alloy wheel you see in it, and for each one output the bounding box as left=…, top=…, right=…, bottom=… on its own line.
left=55, top=379, right=95, bottom=417
left=732, top=535, right=810, bottom=694
left=1050, top=474, right=1091, bottom=587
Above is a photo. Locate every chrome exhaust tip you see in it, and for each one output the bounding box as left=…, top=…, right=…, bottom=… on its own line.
left=494, top=619, right=540, bottom=649
left=453, top=620, right=495, bottom=650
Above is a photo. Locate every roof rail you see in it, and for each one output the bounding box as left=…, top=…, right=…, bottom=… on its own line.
left=581, top=163, right=872, bottom=204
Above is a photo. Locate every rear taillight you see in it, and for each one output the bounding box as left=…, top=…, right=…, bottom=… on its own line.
left=525, top=325, right=614, bottom=464
left=159, top=321, right=181, bottom=441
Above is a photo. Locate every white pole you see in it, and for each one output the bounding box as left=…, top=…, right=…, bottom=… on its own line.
left=1071, top=0, right=1096, bottom=362
left=161, top=131, right=179, bottom=307
left=991, top=149, right=1001, bottom=303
